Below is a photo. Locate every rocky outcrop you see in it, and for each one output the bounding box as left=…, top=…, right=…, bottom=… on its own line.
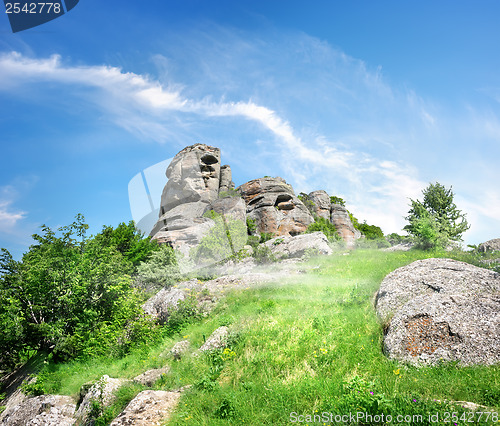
left=0, top=395, right=76, bottom=426
left=237, top=177, right=314, bottom=236
left=375, top=258, right=500, bottom=366
left=75, top=375, right=129, bottom=423
left=307, top=190, right=331, bottom=220
left=264, top=232, right=332, bottom=259
left=330, top=204, right=362, bottom=249
left=478, top=238, right=500, bottom=253
left=150, top=144, right=238, bottom=256
left=110, top=389, right=185, bottom=426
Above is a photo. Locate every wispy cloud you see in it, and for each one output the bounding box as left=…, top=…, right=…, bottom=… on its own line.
left=0, top=185, right=26, bottom=234
left=1, top=27, right=499, bottom=243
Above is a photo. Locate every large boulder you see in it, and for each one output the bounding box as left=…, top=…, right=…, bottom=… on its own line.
left=110, top=389, right=185, bottom=426
left=375, top=258, right=500, bottom=366
left=330, top=204, right=362, bottom=249
left=237, top=177, right=314, bottom=236
left=264, top=232, right=332, bottom=259
left=478, top=238, right=500, bottom=253
left=0, top=395, right=76, bottom=426
left=150, top=144, right=241, bottom=258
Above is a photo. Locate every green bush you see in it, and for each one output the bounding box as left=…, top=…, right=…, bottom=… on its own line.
left=135, top=244, right=180, bottom=289
left=306, top=217, right=340, bottom=242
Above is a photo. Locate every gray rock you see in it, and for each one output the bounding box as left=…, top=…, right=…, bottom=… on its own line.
left=75, top=375, right=128, bottom=423
left=109, top=389, right=185, bottom=426
left=142, top=287, right=187, bottom=324
left=133, top=367, right=170, bottom=387
left=237, top=177, right=314, bottom=236
left=478, top=238, right=500, bottom=253
left=264, top=232, right=332, bottom=259
left=375, top=258, right=500, bottom=323
left=330, top=203, right=362, bottom=249
left=170, top=340, right=191, bottom=360
left=308, top=190, right=331, bottom=220
left=150, top=144, right=223, bottom=254
left=383, top=293, right=500, bottom=366
left=219, top=165, right=235, bottom=193
left=199, top=326, right=229, bottom=352
left=0, top=395, right=76, bottom=426
left=376, top=258, right=500, bottom=366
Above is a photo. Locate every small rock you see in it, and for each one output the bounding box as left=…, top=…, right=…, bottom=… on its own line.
left=133, top=367, right=170, bottom=387
left=199, top=326, right=229, bottom=352
left=170, top=340, right=191, bottom=360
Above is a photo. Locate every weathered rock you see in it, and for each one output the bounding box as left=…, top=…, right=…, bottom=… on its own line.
left=142, top=287, right=187, bottom=324
left=375, top=258, right=500, bottom=323
left=170, top=340, right=191, bottom=360
left=307, top=190, right=331, bottom=220
left=330, top=203, right=362, bottom=249
left=75, top=375, right=129, bottom=422
left=237, top=177, right=314, bottom=236
left=206, top=196, right=246, bottom=224
left=0, top=395, right=76, bottom=426
left=263, top=232, right=332, bottom=259
left=133, top=367, right=170, bottom=387
left=478, top=238, right=500, bottom=253
left=383, top=293, right=500, bottom=366
left=109, top=389, right=185, bottom=426
left=376, top=258, right=500, bottom=366
left=150, top=144, right=222, bottom=255
left=199, top=326, right=229, bottom=352
left=219, top=165, right=235, bottom=193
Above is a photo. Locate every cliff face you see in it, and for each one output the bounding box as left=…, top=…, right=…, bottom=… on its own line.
left=149, top=143, right=361, bottom=254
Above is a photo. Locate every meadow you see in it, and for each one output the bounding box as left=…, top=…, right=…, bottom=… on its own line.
left=34, top=249, right=499, bottom=425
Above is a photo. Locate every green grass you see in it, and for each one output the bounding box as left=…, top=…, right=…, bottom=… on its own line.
left=33, top=249, right=500, bottom=425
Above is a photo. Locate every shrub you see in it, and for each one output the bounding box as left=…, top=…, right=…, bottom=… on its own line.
left=135, top=244, right=180, bottom=289
left=306, top=217, right=340, bottom=242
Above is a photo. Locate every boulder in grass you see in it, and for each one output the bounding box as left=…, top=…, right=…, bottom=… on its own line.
left=263, top=232, right=332, bottom=259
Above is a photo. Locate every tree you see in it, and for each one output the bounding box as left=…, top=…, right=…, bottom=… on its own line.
left=404, top=182, right=469, bottom=249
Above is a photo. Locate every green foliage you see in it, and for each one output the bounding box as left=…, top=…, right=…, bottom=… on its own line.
left=404, top=182, right=470, bottom=250
left=297, top=192, right=316, bottom=216
left=0, top=215, right=161, bottom=370
left=330, top=195, right=346, bottom=206
left=258, top=232, right=274, bottom=244
left=164, top=295, right=202, bottom=335
left=135, top=244, right=180, bottom=289
left=218, top=189, right=240, bottom=198
left=94, top=221, right=159, bottom=268
left=190, top=213, right=247, bottom=264
left=246, top=217, right=257, bottom=235
left=356, top=222, right=384, bottom=240
left=306, top=217, right=340, bottom=242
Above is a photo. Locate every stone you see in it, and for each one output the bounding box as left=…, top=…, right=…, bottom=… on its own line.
left=0, top=395, right=75, bottom=426
left=109, top=389, right=185, bottom=426
left=133, top=367, right=170, bottom=387
left=170, top=340, right=191, bottom=360
left=75, top=375, right=129, bottom=423
left=375, top=258, right=500, bottom=366
left=219, top=165, right=235, bottom=193
left=330, top=203, right=362, bottom=249
left=307, top=190, right=331, bottom=220
left=375, top=258, right=500, bottom=323
left=142, top=287, right=187, bottom=324
left=383, top=293, right=500, bottom=366
left=237, top=177, right=314, bottom=236
left=478, top=238, right=500, bottom=253
left=263, top=232, right=332, bottom=259
left=199, top=326, right=229, bottom=352
left=150, top=144, right=241, bottom=258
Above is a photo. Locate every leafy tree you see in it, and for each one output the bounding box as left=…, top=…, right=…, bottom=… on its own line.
left=136, top=244, right=180, bottom=288
left=330, top=196, right=346, bottom=206
left=404, top=182, right=469, bottom=249
left=0, top=215, right=160, bottom=369
left=306, top=217, right=340, bottom=242
left=356, top=222, right=384, bottom=240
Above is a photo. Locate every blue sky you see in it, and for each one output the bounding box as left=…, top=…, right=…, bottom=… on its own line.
left=1, top=1, right=499, bottom=258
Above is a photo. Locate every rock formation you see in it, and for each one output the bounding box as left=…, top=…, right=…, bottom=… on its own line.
left=150, top=144, right=240, bottom=256
left=237, top=177, right=314, bottom=236
left=375, top=258, right=500, bottom=366
left=478, top=238, right=500, bottom=253
left=330, top=204, right=362, bottom=249
left=307, top=190, right=331, bottom=220
left=263, top=232, right=333, bottom=259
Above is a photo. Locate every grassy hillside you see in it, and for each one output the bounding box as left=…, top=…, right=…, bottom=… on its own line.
left=26, top=249, right=499, bottom=425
